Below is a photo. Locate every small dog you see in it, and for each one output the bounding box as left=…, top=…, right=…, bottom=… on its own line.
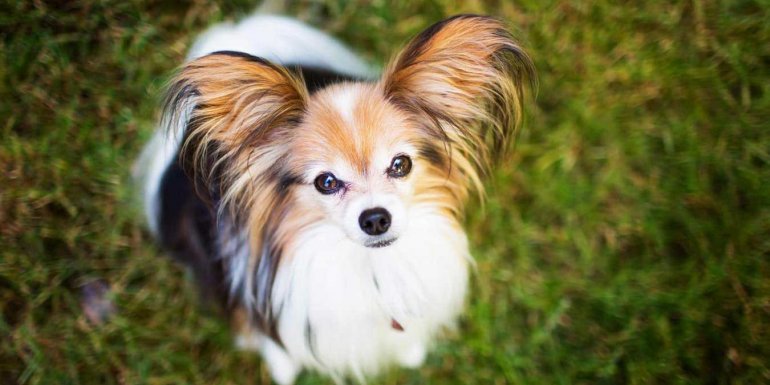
left=136, top=12, right=533, bottom=384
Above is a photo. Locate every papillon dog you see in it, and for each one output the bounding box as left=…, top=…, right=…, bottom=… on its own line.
left=136, top=12, right=534, bottom=384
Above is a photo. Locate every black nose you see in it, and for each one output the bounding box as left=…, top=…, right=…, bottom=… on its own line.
left=358, top=207, right=391, bottom=236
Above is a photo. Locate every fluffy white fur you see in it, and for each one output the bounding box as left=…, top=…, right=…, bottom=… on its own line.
left=137, top=13, right=470, bottom=385
left=271, top=207, right=469, bottom=382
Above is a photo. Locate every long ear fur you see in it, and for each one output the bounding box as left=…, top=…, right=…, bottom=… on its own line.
left=162, top=51, right=307, bottom=337
left=381, top=15, right=536, bottom=194
left=163, top=51, right=307, bottom=214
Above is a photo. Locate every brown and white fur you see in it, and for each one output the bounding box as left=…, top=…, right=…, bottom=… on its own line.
left=135, top=13, right=534, bottom=384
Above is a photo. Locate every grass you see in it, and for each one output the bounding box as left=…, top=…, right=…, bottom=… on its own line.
left=1, top=1, right=769, bottom=384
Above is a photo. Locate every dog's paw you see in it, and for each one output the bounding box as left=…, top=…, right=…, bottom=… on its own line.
left=397, top=343, right=426, bottom=368
left=262, top=338, right=300, bottom=385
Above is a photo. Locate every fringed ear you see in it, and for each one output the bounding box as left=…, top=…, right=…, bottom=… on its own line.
left=381, top=15, right=536, bottom=192
left=162, top=52, right=307, bottom=337
left=162, top=51, right=307, bottom=214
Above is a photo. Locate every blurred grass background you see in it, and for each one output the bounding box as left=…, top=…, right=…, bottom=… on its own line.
left=1, top=1, right=769, bottom=384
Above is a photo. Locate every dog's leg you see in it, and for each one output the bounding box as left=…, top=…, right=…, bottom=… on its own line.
left=261, top=337, right=300, bottom=385
left=234, top=310, right=300, bottom=385
left=236, top=333, right=300, bottom=385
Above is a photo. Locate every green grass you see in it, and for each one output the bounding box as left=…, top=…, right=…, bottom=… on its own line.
left=2, top=1, right=769, bottom=384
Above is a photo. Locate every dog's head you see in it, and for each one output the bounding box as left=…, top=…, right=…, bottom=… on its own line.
left=162, top=16, right=534, bottom=315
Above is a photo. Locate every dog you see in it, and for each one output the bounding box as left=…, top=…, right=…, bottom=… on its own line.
left=135, top=12, right=534, bottom=384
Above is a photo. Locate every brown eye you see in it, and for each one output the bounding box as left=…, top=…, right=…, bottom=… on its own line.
left=387, top=155, right=412, bottom=178
left=314, top=173, right=341, bottom=194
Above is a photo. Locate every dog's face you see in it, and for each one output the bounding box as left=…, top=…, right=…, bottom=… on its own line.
left=288, top=83, right=425, bottom=248
left=163, top=14, right=534, bottom=298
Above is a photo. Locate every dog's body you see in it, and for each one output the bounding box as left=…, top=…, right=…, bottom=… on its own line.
left=137, top=13, right=533, bottom=384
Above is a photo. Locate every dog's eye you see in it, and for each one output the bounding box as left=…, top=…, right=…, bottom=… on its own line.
left=314, top=173, right=342, bottom=194
left=387, top=155, right=412, bottom=178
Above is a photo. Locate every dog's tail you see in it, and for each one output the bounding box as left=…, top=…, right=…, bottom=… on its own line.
left=188, top=14, right=373, bottom=76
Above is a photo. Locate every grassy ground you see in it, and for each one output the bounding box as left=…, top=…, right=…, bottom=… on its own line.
left=2, top=1, right=769, bottom=384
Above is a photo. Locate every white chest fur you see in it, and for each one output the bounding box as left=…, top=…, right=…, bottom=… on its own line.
left=266, top=211, right=470, bottom=381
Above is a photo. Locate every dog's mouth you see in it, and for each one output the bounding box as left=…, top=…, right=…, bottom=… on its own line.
left=365, top=237, right=398, bottom=248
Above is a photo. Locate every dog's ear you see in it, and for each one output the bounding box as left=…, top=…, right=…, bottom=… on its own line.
left=163, top=51, right=307, bottom=211
left=381, top=15, right=535, bottom=188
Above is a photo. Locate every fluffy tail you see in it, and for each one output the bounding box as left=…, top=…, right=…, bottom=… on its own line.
left=187, top=14, right=372, bottom=76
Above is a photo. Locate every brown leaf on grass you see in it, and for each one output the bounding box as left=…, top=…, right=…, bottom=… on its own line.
left=80, top=279, right=116, bottom=326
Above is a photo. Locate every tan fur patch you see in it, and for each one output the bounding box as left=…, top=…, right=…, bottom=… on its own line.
left=291, top=83, right=414, bottom=177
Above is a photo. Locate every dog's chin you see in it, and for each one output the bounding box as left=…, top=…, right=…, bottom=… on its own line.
left=364, top=237, right=398, bottom=249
